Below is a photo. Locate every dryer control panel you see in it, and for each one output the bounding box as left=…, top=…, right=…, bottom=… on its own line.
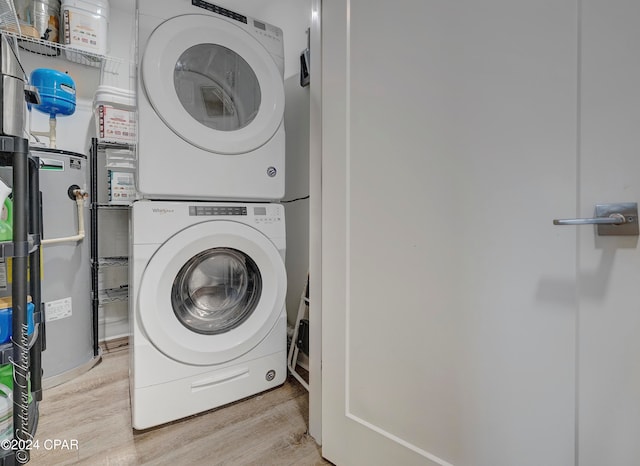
left=188, top=204, right=283, bottom=225
left=191, top=0, right=247, bottom=23
left=191, top=0, right=284, bottom=49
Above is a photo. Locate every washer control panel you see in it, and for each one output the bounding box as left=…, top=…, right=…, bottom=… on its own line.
left=252, top=205, right=283, bottom=224
left=189, top=206, right=247, bottom=216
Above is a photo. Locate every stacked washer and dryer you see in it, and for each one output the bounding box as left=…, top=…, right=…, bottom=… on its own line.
left=131, top=0, right=288, bottom=429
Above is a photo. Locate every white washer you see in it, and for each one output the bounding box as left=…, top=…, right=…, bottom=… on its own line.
left=129, top=200, right=287, bottom=429
left=137, top=0, right=286, bottom=201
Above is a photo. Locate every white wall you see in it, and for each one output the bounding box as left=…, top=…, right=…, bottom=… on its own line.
left=20, top=54, right=98, bottom=153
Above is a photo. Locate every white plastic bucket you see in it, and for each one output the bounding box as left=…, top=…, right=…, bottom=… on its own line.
left=94, top=85, right=134, bottom=110
left=93, top=85, right=136, bottom=144
left=61, top=0, right=109, bottom=55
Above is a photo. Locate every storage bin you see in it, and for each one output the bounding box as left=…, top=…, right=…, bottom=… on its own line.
left=107, top=170, right=135, bottom=205
left=61, top=0, right=109, bottom=56
left=105, top=148, right=135, bottom=169
left=0, top=298, right=35, bottom=345
left=105, top=147, right=135, bottom=204
left=93, top=85, right=136, bottom=144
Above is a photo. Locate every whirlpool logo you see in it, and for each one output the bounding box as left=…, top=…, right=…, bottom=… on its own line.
left=152, top=208, right=174, bottom=215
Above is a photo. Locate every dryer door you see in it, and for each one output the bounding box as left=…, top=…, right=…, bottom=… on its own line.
left=141, top=14, right=285, bottom=155
left=137, top=220, right=286, bottom=365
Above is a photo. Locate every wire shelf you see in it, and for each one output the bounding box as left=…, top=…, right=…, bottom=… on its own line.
left=0, top=0, right=21, bottom=57
left=98, top=286, right=129, bottom=304
left=97, top=256, right=129, bottom=267
left=0, top=0, right=20, bottom=32
left=1, top=31, right=122, bottom=73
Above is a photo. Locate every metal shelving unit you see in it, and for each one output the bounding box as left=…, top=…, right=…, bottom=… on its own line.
left=89, top=139, right=132, bottom=350
left=0, top=140, right=43, bottom=466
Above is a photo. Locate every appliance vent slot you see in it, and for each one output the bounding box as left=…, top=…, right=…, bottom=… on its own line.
left=191, top=0, right=247, bottom=24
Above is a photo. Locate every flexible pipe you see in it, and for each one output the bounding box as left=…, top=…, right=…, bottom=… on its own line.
left=42, top=189, right=87, bottom=245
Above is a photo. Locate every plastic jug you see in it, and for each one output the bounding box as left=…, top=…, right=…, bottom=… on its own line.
left=0, top=179, right=12, bottom=242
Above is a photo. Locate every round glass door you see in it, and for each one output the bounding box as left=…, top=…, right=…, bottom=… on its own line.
left=174, top=44, right=261, bottom=132
left=172, top=248, right=262, bottom=334
left=141, top=14, right=285, bottom=155
left=137, top=219, right=286, bottom=366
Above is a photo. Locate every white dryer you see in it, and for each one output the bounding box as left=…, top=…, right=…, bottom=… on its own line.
left=129, top=200, right=287, bottom=429
left=137, top=0, right=286, bottom=201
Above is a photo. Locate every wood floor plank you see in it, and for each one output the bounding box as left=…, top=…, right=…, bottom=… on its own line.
left=29, top=347, right=329, bottom=465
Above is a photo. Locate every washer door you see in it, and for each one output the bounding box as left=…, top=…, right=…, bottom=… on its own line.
left=142, top=14, right=285, bottom=155
left=137, top=221, right=286, bottom=365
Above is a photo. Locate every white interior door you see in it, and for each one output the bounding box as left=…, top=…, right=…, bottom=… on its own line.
left=320, top=1, right=640, bottom=465
left=578, top=1, right=640, bottom=465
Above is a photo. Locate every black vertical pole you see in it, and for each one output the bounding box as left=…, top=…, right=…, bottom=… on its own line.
left=90, top=139, right=99, bottom=357
left=11, top=136, right=30, bottom=465
left=28, top=155, right=43, bottom=402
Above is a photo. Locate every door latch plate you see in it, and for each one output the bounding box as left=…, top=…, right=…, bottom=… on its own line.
left=595, top=203, right=638, bottom=236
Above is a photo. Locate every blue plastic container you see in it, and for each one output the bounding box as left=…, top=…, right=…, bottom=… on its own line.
left=30, top=68, right=77, bottom=117
left=0, top=302, right=35, bottom=345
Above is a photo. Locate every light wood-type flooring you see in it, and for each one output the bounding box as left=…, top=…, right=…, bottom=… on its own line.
left=29, top=342, right=329, bottom=465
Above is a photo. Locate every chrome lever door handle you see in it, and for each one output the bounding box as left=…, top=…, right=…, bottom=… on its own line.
left=552, top=202, right=639, bottom=236
left=553, top=213, right=628, bottom=225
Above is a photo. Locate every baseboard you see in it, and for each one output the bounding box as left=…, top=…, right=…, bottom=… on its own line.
left=100, top=335, right=130, bottom=354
